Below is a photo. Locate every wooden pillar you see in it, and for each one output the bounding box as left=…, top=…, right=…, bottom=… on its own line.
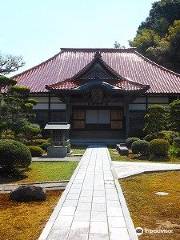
left=65, top=96, right=71, bottom=123
left=48, top=92, right=51, bottom=122
left=124, top=96, right=130, bottom=139
left=125, top=103, right=129, bottom=138
left=145, top=95, right=148, bottom=111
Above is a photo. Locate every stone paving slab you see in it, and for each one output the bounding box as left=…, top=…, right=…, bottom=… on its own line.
left=38, top=146, right=138, bottom=240
left=112, top=161, right=180, bottom=179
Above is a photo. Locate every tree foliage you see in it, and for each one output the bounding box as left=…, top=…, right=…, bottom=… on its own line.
left=0, top=76, right=39, bottom=141
left=144, top=104, right=167, bottom=134
left=168, top=99, right=180, bottom=131
left=130, top=0, right=180, bottom=72
left=0, top=54, right=24, bottom=74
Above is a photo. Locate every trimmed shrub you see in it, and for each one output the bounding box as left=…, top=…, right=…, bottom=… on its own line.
left=28, top=146, right=44, bottom=157
left=149, top=139, right=169, bottom=159
left=158, top=131, right=179, bottom=144
left=40, top=142, right=51, bottom=151
left=0, top=130, right=15, bottom=139
left=31, top=138, right=48, bottom=146
left=0, top=140, right=31, bottom=169
left=132, top=140, right=150, bottom=156
left=126, top=137, right=140, bottom=149
left=144, top=133, right=159, bottom=142
left=169, top=145, right=180, bottom=158
left=173, top=137, right=180, bottom=148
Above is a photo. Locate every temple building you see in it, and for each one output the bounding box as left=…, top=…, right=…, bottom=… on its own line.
left=13, top=48, right=180, bottom=143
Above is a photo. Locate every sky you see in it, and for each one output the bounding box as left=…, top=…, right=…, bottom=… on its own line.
left=0, top=0, right=154, bottom=73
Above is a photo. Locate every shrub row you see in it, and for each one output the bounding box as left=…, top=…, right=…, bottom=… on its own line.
left=126, top=137, right=170, bottom=160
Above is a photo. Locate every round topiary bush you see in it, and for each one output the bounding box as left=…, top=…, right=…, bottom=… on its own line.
left=28, top=146, right=44, bottom=157
left=126, top=137, right=140, bottom=149
left=149, top=139, right=169, bottom=159
left=173, top=137, right=180, bottom=148
left=144, top=133, right=159, bottom=142
left=132, top=140, right=150, bottom=156
left=0, top=140, right=31, bottom=170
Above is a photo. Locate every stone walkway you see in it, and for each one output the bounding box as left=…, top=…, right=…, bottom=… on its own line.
left=112, top=161, right=180, bottom=179
left=39, top=146, right=137, bottom=240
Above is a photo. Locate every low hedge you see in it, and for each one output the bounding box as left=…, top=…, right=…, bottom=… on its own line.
left=125, top=137, right=140, bottom=149
left=149, top=139, right=169, bottom=159
left=28, top=146, right=44, bottom=157
left=131, top=140, right=150, bottom=156
left=0, top=139, right=31, bottom=170
left=144, top=131, right=179, bottom=144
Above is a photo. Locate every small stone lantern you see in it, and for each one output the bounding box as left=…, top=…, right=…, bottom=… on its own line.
left=44, top=123, right=70, bottom=158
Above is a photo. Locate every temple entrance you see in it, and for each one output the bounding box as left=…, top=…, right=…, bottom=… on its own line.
left=86, top=110, right=110, bottom=125
left=71, top=107, right=123, bottom=130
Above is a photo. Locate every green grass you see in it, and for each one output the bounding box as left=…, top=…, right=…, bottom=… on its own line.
left=0, top=161, right=78, bottom=184
left=120, top=171, right=180, bottom=240
left=109, top=147, right=180, bottom=163
left=71, top=145, right=87, bottom=155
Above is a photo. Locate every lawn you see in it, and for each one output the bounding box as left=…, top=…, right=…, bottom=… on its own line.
left=71, top=145, right=87, bottom=155
left=0, top=161, right=78, bottom=184
left=120, top=171, right=180, bottom=240
left=0, top=190, right=62, bottom=240
left=109, top=147, right=180, bottom=163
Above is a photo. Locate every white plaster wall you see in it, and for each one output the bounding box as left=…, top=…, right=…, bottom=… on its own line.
left=31, top=96, right=66, bottom=110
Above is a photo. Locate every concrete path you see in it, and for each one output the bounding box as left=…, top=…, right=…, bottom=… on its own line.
left=39, top=146, right=137, bottom=240
left=112, top=161, right=180, bottom=179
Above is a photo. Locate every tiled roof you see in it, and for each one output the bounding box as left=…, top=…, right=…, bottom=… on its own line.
left=47, top=78, right=149, bottom=92
left=13, top=48, right=180, bottom=94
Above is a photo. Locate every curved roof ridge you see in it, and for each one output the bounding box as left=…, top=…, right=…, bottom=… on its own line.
left=12, top=51, right=62, bottom=79
left=134, top=51, right=180, bottom=78
left=60, top=47, right=136, bottom=53
left=121, top=76, right=150, bottom=90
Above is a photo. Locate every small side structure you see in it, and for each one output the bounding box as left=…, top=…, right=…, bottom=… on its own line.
left=45, top=122, right=70, bottom=158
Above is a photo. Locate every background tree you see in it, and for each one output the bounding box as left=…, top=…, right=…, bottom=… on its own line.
left=0, top=53, right=24, bottom=74
left=130, top=0, right=180, bottom=73
left=168, top=99, right=180, bottom=132
left=144, top=105, right=167, bottom=134
left=0, top=76, right=39, bottom=142
left=114, top=41, right=125, bottom=49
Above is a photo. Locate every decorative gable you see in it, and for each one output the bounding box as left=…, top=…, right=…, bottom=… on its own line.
left=72, top=52, right=120, bottom=81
